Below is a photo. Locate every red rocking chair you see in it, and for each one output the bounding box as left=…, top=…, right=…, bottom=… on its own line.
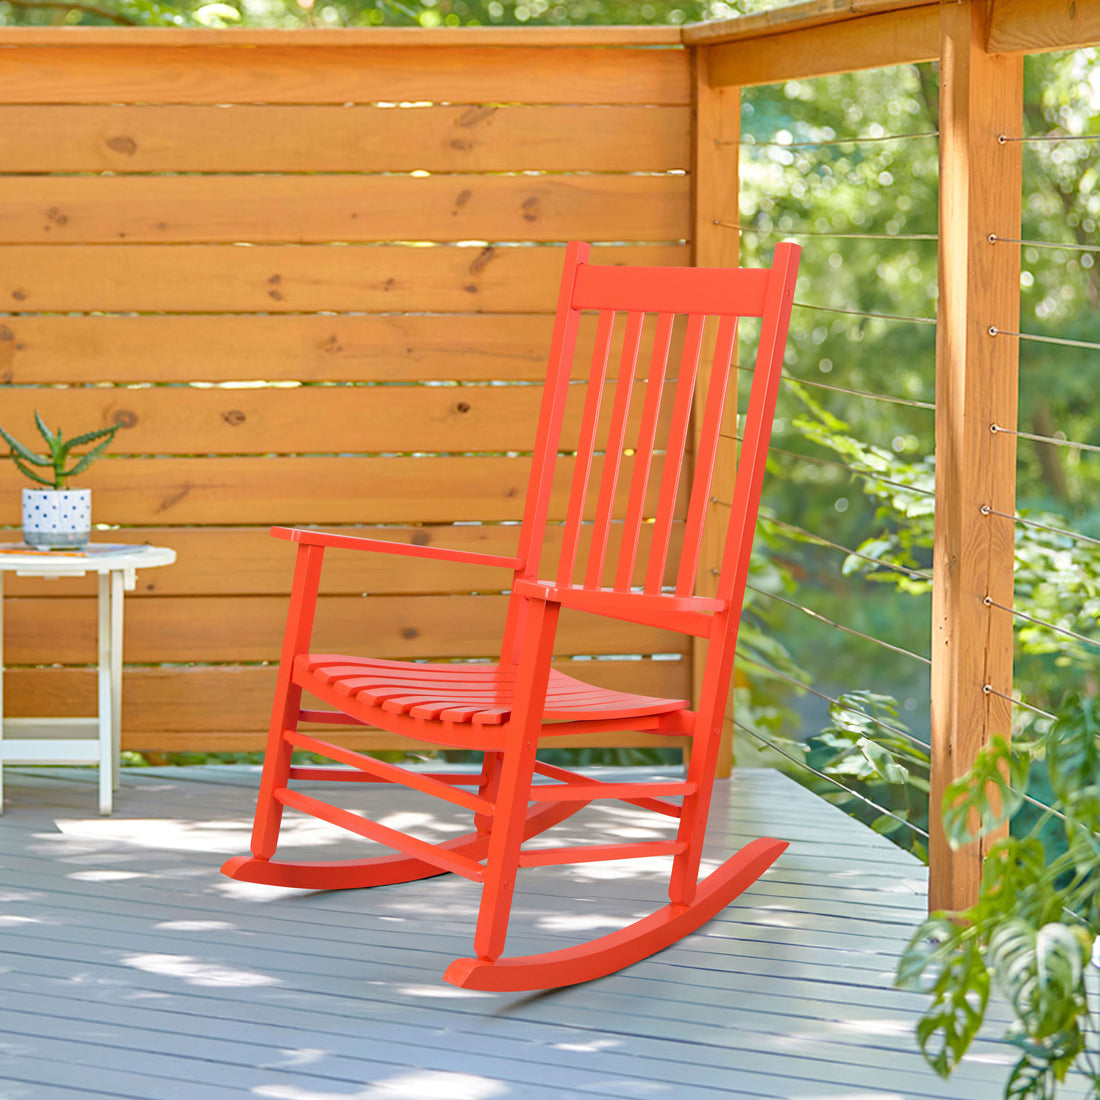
left=222, top=241, right=801, bottom=991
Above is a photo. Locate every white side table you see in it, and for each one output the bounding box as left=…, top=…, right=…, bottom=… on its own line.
left=0, top=543, right=176, bottom=815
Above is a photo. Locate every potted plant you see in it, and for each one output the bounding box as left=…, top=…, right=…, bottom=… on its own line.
left=1, top=411, right=121, bottom=549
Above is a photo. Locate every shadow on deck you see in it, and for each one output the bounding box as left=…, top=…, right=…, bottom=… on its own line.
left=0, top=765, right=1048, bottom=1099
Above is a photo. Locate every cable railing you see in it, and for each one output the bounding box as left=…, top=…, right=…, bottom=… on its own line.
left=727, top=105, right=1098, bottom=875
left=733, top=362, right=936, bottom=411
left=981, top=506, right=1100, bottom=551
left=715, top=220, right=938, bottom=243
left=735, top=130, right=940, bottom=149
left=738, top=652, right=931, bottom=754
left=989, top=327, right=1100, bottom=353
left=767, top=443, right=936, bottom=498
left=759, top=515, right=932, bottom=583
left=745, top=583, right=933, bottom=667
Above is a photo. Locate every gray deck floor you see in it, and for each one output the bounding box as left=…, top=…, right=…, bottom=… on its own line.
left=0, top=764, right=1081, bottom=1100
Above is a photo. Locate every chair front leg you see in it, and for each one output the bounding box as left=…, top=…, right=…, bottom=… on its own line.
left=251, top=543, right=325, bottom=861
left=473, top=597, right=560, bottom=962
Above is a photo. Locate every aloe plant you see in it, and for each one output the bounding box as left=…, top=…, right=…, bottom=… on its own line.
left=0, top=411, right=120, bottom=491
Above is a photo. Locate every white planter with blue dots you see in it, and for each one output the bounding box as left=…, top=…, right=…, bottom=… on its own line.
left=21, top=488, right=92, bottom=549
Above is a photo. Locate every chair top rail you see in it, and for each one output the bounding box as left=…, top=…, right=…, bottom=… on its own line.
left=571, top=263, right=772, bottom=317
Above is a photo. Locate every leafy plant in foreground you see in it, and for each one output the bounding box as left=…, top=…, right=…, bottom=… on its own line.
left=896, top=695, right=1100, bottom=1098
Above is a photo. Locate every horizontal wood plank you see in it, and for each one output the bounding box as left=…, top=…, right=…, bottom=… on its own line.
left=0, top=26, right=684, bottom=46
left=4, top=524, right=684, bottom=597
left=0, top=105, right=690, bottom=173
left=0, top=314, right=556, bottom=384
left=0, top=175, right=689, bottom=245
left=0, top=312, right=691, bottom=385
left=3, top=659, right=690, bottom=737
left=2, top=594, right=691, bottom=663
left=0, top=379, right=678, bottom=455
left=0, top=243, right=688, bottom=313
left=0, top=45, right=690, bottom=106
left=706, top=4, right=939, bottom=87
left=0, top=453, right=688, bottom=525
left=987, top=0, right=1100, bottom=54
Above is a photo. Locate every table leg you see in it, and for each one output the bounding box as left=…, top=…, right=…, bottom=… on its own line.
left=97, top=571, right=113, bottom=815
left=111, top=569, right=124, bottom=787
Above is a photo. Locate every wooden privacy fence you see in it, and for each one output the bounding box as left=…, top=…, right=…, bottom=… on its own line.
left=0, top=26, right=695, bottom=756
left=0, top=0, right=1098, bottom=908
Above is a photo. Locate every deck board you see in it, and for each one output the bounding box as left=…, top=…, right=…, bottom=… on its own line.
left=0, top=765, right=1087, bottom=1099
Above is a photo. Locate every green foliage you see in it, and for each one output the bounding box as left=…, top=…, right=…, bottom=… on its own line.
left=897, top=695, right=1100, bottom=1098
left=942, top=736, right=1030, bottom=850
left=0, top=411, right=120, bottom=491
left=897, top=916, right=990, bottom=1077
left=801, top=689, right=928, bottom=856
left=0, top=0, right=785, bottom=28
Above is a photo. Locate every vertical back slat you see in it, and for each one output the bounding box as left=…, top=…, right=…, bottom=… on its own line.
left=675, top=313, right=738, bottom=596
left=557, top=308, right=617, bottom=587
left=644, top=312, right=705, bottom=594
left=585, top=309, right=645, bottom=587
left=614, top=311, right=675, bottom=590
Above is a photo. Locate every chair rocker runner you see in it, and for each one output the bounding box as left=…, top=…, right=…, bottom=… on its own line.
left=222, top=240, right=801, bottom=991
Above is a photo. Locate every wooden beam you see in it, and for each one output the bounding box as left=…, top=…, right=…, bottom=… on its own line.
left=683, top=0, right=936, bottom=45
left=691, top=46, right=741, bottom=778
left=704, top=3, right=939, bottom=87
left=988, top=0, right=1100, bottom=54
left=930, top=0, right=1021, bottom=914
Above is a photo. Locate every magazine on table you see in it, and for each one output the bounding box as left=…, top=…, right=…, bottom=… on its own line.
left=0, top=543, right=139, bottom=558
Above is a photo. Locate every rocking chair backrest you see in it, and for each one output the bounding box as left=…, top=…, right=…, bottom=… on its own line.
left=502, top=241, right=800, bottom=671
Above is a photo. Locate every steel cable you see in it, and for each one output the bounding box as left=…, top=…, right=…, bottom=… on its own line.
left=733, top=719, right=930, bottom=839
left=746, top=583, right=932, bottom=666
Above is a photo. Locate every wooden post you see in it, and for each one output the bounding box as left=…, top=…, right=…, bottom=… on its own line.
left=692, top=46, right=741, bottom=777
left=930, top=0, right=1022, bottom=913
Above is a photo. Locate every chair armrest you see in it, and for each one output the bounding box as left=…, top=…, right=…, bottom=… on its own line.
left=513, top=579, right=724, bottom=638
left=271, top=526, right=523, bottom=569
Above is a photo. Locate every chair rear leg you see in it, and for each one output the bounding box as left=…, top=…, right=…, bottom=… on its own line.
left=668, top=721, right=725, bottom=906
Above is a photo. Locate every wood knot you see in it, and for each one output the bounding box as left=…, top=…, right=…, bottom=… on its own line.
left=111, top=409, right=138, bottom=429
left=469, top=246, right=494, bottom=275
left=222, top=409, right=246, bottom=426
left=455, top=401, right=471, bottom=414
left=456, top=105, right=497, bottom=128
left=411, top=530, right=431, bottom=546
left=106, top=135, right=138, bottom=156
left=402, top=627, right=419, bottom=640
